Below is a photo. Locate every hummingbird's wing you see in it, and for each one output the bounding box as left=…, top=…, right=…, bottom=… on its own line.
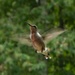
left=11, top=34, right=32, bottom=46
left=42, top=28, right=66, bottom=44
left=11, top=29, right=66, bottom=46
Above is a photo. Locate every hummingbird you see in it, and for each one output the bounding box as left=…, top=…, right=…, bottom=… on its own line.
left=27, top=23, right=50, bottom=59
left=13, top=23, right=66, bottom=59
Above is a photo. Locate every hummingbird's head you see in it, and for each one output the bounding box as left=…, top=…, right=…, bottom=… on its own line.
left=27, top=23, right=37, bottom=33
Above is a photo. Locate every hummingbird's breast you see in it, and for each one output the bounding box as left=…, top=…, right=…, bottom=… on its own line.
left=30, top=32, right=45, bottom=52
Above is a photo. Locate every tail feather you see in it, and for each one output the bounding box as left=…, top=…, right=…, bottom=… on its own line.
left=42, top=47, right=51, bottom=59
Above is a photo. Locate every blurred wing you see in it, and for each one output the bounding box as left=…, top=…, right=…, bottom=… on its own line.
left=11, top=29, right=66, bottom=46
left=12, top=34, right=32, bottom=46
left=43, top=29, right=66, bottom=44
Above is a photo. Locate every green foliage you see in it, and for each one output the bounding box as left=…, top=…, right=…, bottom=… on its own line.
left=0, top=0, right=75, bottom=75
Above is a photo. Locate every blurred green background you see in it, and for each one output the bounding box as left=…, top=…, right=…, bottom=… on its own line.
left=0, top=0, right=75, bottom=75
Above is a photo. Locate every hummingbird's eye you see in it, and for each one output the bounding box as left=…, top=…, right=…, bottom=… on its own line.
left=33, top=26, right=37, bottom=28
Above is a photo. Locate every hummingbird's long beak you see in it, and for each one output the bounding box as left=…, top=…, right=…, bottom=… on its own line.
left=27, top=22, right=32, bottom=26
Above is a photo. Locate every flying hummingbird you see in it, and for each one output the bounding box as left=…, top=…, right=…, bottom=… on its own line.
left=13, top=23, right=66, bottom=59
left=27, top=23, right=50, bottom=59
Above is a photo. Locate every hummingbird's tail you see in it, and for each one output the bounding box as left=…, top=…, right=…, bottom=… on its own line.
left=42, top=47, right=51, bottom=59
